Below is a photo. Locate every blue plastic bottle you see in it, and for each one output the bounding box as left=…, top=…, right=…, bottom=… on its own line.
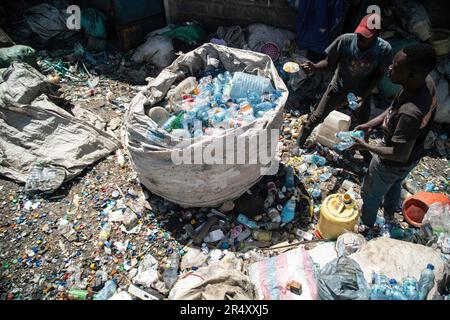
left=281, top=197, right=296, bottom=224
left=333, top=141, right=355, bottom=152
left=418, top=264, right=435, bottom=300
left=285, top=166, right=295, bottom=191
left=386, top=279, right=408, bottom=300
left=347, top=93, right=358, bottom=110
left=402, top=277, right=419, bottom=300
left=253, top=102, right=274, bottom=118
left=336, top=130, right=365, bottom=141
left=237, top=214, right=258, bottom=229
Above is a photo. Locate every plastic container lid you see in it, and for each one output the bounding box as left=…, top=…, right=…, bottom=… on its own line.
left=260, top=42, right=280, bottom=61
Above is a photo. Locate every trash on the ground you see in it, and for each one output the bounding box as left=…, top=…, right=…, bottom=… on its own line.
left=317, top=256, right=371, bottom=300
left=0, top=62, right=120, bottom=191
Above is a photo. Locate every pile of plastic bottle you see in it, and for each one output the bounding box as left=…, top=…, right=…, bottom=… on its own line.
left=152, top=71, right=282, bottom=139
left=370, top=264, right=435, bottom=300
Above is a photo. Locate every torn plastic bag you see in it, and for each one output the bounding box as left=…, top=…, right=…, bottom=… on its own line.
left=131, top=35, right=175, bottom=68
left=0, top=62, right=119, bottom=192
left=317, top=256, right=370, bottom=300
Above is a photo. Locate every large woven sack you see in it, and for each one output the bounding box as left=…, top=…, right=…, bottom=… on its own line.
left=124, top=43, right=288, bottom=207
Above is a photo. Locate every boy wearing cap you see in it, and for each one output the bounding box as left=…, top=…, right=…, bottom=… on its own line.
left=297, top=14, right=393, bottom=149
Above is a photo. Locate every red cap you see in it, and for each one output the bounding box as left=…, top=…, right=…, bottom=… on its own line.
left=355, top=14, right=381, bottom=39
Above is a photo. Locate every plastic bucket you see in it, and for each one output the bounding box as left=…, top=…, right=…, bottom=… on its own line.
left=403, top=192, right=450, bottom=228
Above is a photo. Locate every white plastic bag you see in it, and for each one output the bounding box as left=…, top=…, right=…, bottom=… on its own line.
left=422, top=202, right=450, bottom=235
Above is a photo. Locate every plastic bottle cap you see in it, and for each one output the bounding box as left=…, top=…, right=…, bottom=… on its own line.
left=343, top=194, right=351, bottom=203
left=426, top=264, right=434, bottom=270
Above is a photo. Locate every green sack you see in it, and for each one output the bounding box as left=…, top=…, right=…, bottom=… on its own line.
left=81, top=8, right=108, bottom=39
left=0, top=45, right=36, bottom=68
left=162, top=25, right=206, bottom=45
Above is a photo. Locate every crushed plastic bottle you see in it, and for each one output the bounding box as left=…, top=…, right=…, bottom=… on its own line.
left=264, top=182, right=277, bottom=208
left=99, top=223, right=112, bottom=242
left=347, top=93, right=358, bottom=110
left=333, top=141, right=355, bottom=152
left=418, top=264, right=435, bottom=300
left=402, top=277, right=419, bottom=300
left=336, top=130, right=365, bottom=141
left=163, top=253, right=181, bottom=290
left=94, top=279, right=117, bottom=300
left=281, top=197, right=296, bottom=224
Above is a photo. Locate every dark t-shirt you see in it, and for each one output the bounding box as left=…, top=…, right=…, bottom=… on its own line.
left=381, top=76, right=437, bottom=167
left=326, top=33, right=393, bottom=96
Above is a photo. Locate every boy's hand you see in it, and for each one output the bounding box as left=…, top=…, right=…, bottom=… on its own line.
left=351, top=137, right=368, bottom=150
left=301, top=61, right=316, bottom=75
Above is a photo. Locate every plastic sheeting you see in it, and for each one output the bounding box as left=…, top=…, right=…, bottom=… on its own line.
left=0, top=62, right=120, bottom=192
left=124, top=43, right=288, bottom=207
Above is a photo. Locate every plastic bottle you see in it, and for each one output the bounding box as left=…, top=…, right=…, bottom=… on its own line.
left=311, top=184, right=321, bottom=198
left=264, top=182, right=277, bottom=208
left=333, top=141, right=355, bottom=152
left=94, top=279, right=117, bottom=300
left=99, top=223, right=111, bottom=242
left=387, top=279, right=408, bottom=300
left=162, top=111, right=186, bottom=132
left=116, top=149, right=125, bottom=168
left=347, top=93, right=358, bottom=110
left=370, top=273, right=389, bottom=300
left=336, top=130, right=365, bottom=140
left=247, top=91, right=262, bottom=106
left=285, top=166, right=295, bottom=191
left=193, top=120, right=203, bottom=138
left=163, top=253, right=181, bottom=290
left=253, top=102, right=274, bottom=118
left=253, top=230, right=272, bottom=242
left=417, top=264, right=435, bottom=300
left=380, top=224, right=391, bottom=237
left=281, top=197, right=296, bottom=224
left=319, top=171, right=332, bottom=182
left=402, top=277, right=419, bottom=300
left=230, top=72, right=274, bottom=100
left=304, top=155, right=327, bottom=167
left=237, top=214, right=258, bottom=229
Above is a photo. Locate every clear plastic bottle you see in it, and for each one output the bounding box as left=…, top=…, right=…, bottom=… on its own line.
left=336, top=130, right=365, bottom=141
left=237, top=214, right=258, bottom=229
left=380, top=224, right=391, bottom=237
left=387, top=279, right=408, bottom=300
left=333, top=141, right=355, bottom=152
left=370, top=273, right=389, bottom=300
left=193, top=120, right=203, bottom=138
left=94, top=279, right=117, bottom=300
left=163, top=253, right=180, bottom=290
left=281, top=197, right=296, bottom=224
left=247, top=91, right=262, bottom=106
left=253, top=102, right=274, bottom=118
left=417, top=264, right=435, bottom=300
left=264, top=182, right=277, bottom=208
left=402, top=277, right=419, bottom=300
left=347, top=93, right=358, bottom=110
